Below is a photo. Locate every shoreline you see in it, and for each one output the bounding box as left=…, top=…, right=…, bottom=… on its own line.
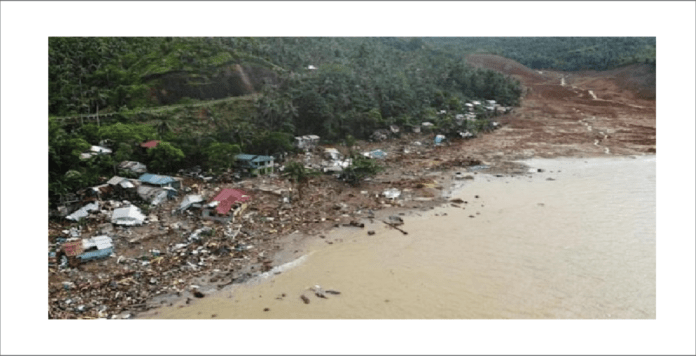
left=137, top=153, right=654, bottom=318
left=140, top=154, right=655, bottom=319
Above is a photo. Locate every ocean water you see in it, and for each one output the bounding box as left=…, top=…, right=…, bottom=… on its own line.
left=151, top=156, right=655, bottom=319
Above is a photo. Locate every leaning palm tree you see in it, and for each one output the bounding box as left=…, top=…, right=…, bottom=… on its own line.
left=283, top=161, right=320, bottom=202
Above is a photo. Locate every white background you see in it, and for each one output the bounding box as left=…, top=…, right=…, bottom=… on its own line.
left=1, top=1, right=694, bottom=355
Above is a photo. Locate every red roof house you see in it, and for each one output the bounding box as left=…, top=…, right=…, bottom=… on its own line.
left=209, top=188, right=251, bottom=215
left=140, top=140, right=161, bottom=149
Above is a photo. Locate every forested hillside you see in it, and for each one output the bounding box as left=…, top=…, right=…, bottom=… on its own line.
left=48, top=37, right=653, bottom=206
left=423, top=37, right=656, bottom=71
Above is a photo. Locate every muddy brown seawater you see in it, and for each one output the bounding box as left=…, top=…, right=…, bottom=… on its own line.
left=144, top=155, right=655, bottom=319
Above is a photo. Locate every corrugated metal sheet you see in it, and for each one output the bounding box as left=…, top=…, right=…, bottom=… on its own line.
left=90, top=145, right=112, bottom=154
left=118, top=161, right=147, bottom=174
left=66, top=202, right=99, bottom=221
left=235, top=154, right=273, bottom=163
left=209, top=188, right=251, bottom=215
left=107, top=176, right=126, bottom=185
left=79, top=248, right=113, bottom=261
left=111, top=206, right=146, bottom=226
left=139, top=173, right=176, bottom=186
left=179, top=195, right=204, bottom=211
left=82, top=235, right=113, bottom=250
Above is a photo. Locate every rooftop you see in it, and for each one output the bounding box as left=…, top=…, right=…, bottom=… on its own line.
left=209, top=188, right=251, bottom=215
left=140, top=140, right=161, bottom=149
left=235, top=154, right=274, bottom=163
left=139, top=173, right=177, bottom=186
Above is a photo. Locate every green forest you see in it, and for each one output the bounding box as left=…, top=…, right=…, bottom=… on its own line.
left=48, top=37, right=655, bottom=206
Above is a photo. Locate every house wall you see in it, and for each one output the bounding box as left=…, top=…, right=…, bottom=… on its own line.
left=201, top=209, right=233, bottom=223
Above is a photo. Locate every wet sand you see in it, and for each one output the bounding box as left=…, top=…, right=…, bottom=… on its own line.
left=145, top=155, right=655, bottom=319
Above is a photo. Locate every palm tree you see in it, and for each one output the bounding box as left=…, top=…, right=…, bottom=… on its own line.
left=283, top=162, right=320, bottom=201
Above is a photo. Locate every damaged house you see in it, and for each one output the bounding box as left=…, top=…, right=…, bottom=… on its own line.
left=137, top=173, right=182, bottom=205
left=111, top=205, right=146, bottom=226
left=202, top=188, right=251, bottom=223
left=118, top=161, right=147, bottom=175
left=106, top=176, right=139, bottom=200
left=235, top=154, right=274, bottom=176
left=59, top=235, right=114, bottom=267
left=294, top=135, right=320, bottom=150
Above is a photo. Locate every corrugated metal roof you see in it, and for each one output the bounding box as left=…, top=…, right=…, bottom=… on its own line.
left=82, top=235, right=113, bottom=250
left=111, top=206, right=146, bottom=226
left=90, top=145, right=112, bottom=154
left=119, top=180, right=135, bottom=189
left=209, top=188, right=251, bottom=215
left=140, top=140, right=160, bottom=148
left=235, top=154, right=274, bottom=163
left=119, top=161, right=147, bottom=173
left=139, top=173, right=176, bottom=186
left=179, top=195, right=204, bottom=211
left=107, top=176, right=126, bottom=185
left=66, top=202, right=99, bottom=221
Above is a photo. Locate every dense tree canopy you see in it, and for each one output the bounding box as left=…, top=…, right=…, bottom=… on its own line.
left=48, top=37, right=654, bottom=207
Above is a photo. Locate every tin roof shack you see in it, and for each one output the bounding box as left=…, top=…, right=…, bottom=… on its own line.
left=106, top=176, right=139, bottom=200
left=235, top=154, right=274, bottom=176
left=294, top=135, right=320, bottom=151
left=111, top=205, right=146, bottom=226
left=137, top=185, right=170, bottom=206
left=201, top=188, right=251, bottom=223
left=118, top=161, right=147, bottom=175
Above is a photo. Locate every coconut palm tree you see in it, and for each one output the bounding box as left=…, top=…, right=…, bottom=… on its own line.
left=283, top=162, right=320, bottom=201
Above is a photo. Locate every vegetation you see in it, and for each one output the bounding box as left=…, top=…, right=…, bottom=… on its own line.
left=283, top=162, right=321, bottom=200
left=422, top=37, right=656, bottom=71
left=48, top=37, right=654, bottom=208
left=342, top=154, right=384, bottom=186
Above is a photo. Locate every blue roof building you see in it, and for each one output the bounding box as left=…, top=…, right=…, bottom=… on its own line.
left=235, top=154, right=274, bottom=175
left=138, top=173, right=181, bottom=189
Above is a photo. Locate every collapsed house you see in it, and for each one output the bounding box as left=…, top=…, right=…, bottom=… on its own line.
left=136, top=173, right=181, bottom=205
left=178, top=194, right=204, bottom=213
left=106, top=176, right=139, bottom=200
left=59, top=235, right=114, bottom=267
left=201, top=188, right=251, bottom=223
left=323, top=148, right=342, bottom=161
left=65, top=202, right=100, bottom=222
left=137, top=185, right=171, bottom=206
left=118, top=161, right=147, bottom=175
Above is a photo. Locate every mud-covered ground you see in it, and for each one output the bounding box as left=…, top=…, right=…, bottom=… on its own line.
left=48, top=56, right=655, bottom=319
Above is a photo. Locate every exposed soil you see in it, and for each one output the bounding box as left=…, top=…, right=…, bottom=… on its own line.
left=464, top=54, right=656, bottom=159
left=48, top=55, right=655, bottom=319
